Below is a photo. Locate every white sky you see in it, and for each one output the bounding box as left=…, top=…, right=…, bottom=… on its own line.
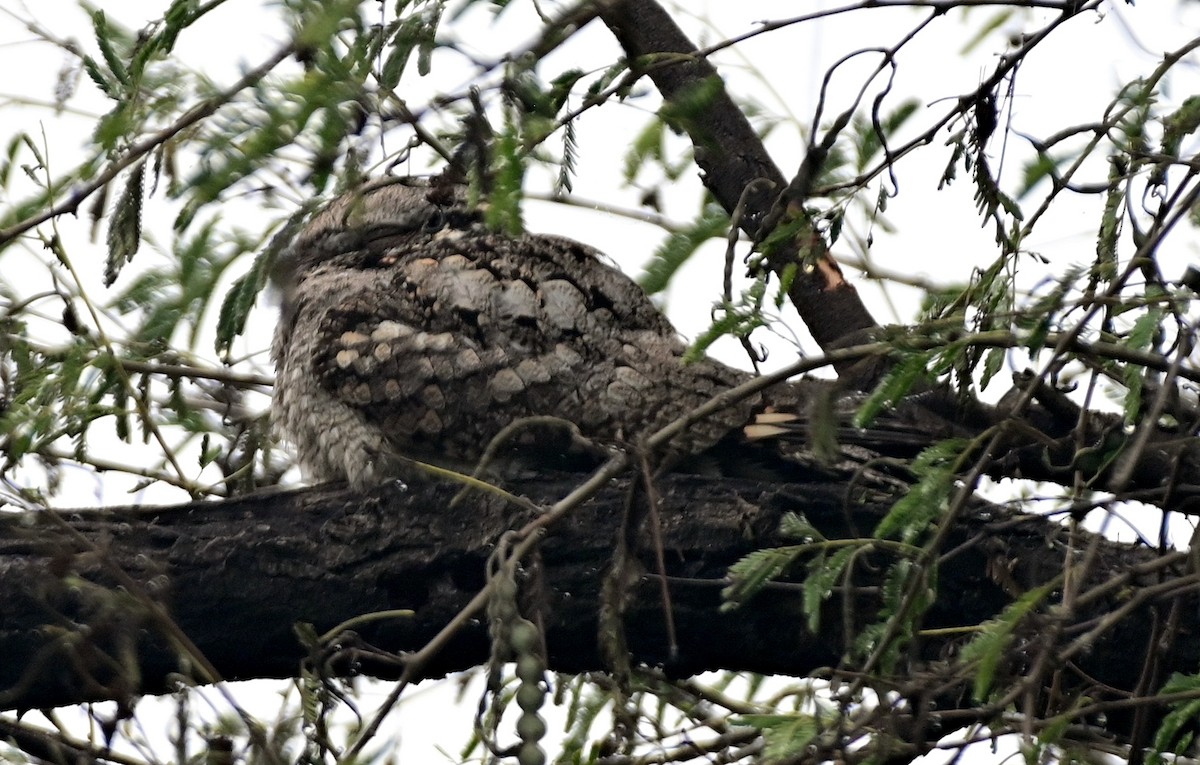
left=2, top=1, right=1200, bottom=762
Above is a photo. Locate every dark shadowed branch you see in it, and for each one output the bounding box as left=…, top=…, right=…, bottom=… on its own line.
left=0, top=467, right=1194, bottom=752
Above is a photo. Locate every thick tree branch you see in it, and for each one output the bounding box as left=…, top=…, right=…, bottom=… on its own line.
left=0, top=470, right=1194, bottom=746
left=598, top=0, right=880, bottom=370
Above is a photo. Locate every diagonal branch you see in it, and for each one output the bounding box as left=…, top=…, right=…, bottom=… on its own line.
left=0, top=41, right=296, bottom=247
left=597, top=0, right=880, bottom=373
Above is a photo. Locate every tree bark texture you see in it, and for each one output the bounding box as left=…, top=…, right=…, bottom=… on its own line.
left=0, top=470, right=1192, bottom=743
left=599, top=0, right=882, bottom=365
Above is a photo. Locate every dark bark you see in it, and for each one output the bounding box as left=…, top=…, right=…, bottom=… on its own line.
left=0, top=469, right=1192, bottom=746
left=599, top=0, right=881, bottom=370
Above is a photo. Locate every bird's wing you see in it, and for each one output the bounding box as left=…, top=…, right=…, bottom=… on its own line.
left=306, top=236, right=615, bottom=477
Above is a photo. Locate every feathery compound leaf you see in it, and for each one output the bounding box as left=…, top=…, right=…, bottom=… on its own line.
left=803, top=546, right=857, bottom=633
left=1127, top=302, right=1164, bottom=350
left=556, top=118, right=577, bottom=194
left=547, top=69, right=585, bottom=114
left=874, top=462, right=952, bottom=542
left=853, top=557, right=935, bottom=671
left=216, top=205, right=315, bottom=357
left=775, top=262, right=799, bottom=309
left=1122, top=302, right=1164, bottom=423
left=1149, top=673, right=1200, bottom=764
left=1096, top=160, right=1124, bottom=279
left=1160, top=95, right=1200, bottom=159
left=381, top=5, right=443, bottom=89
left=484, top=112, right=525, bottom=235
left=722, top=545, right=807, bottom=611
left=639, top=202, right=729, bottom=294
left=657, top=75, right=723, bottom=148
left=779, top=512, right=826, bottom=542
left=90, top=9, right=130, bottom=90
left=685, top=297, right=767, bottom=363
left=0, top=132, right=28, bottom=191
left=910, top=438, right=970, bottom=478
left=960, top=581, right=1055, bottom=701
left=732, top=714, right=819, bottom=762
left=81, top=55, right=117, bottom=98
left=853, top=98, right=919, bottom=173
left=622, top=120, right=664, bottom=184
left=979, top=346, right=1005, bottom=391
left=800, top=384, right=841, bottom=466
left=1123, top=369, right=1145, bottom=425
left=216, top=257, right=271, bottom=359
left=159, top=0, right=198, bottom=54
left=995, top=188, right=1024, bottom=220
left=940, top=138, right=965, bottom=189
left=853, top=352, right=929, bottom=429
left=558, top=681, right=611, bottom=764
left=104, top=161, right=145, bottom=286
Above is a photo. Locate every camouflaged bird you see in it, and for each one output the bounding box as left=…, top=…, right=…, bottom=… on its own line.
left=270, top=177, right=837, bottom=490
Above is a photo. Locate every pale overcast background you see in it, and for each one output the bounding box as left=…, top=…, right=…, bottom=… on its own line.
left=2, top=1, right=1199, bottom=762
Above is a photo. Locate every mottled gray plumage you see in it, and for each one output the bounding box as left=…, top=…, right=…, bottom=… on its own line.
left=271, top=178, right=794, bottom=489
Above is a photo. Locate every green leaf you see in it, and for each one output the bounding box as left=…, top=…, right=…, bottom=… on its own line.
left=910, top=438, right=971, bottom=477
left=416, top=11, right=440, bottom=76
left=0, top=132, right=28, bottom=190
left=775, top=262, right=799, bottom=310
left=874, top=462, right=952, bottom=542
left=850, top=557, right=933, bottom=671
left=1160, top=95, right=1200, bottom=159
left=216, top=261, right=269, bottom=359
left=585, top=59, right=629, bottom=99
left=1096, top=161, right=1124, bottom=280
left=778, top=512, right=824, bottom=542
left=657, top=74, right=723, bottom=149
left=557, top=682, right=610, bottom=765
left=803, top=546, right=857, bottom=633
left=804, top=385, right=841, bottom=466
left=547, top=69, right=585, bottom=113
left=159, top=0, right=198, bottom=54
left=1115, top=78, right=1156, bottom=156
left=958, top=9, right=1014, bottom=55
left=639, top=202, right=729, bottom=294
left=723, top=545, right=808, bottom=611
left=939, top=137, right=965, bottom=189
left=1018, top=151, right=1070, bottom=199
left=995, top=188, right=1024, bottom=220
left=685, top=284, right=768, bottom=362
left=732, top=714, right=819, bottom=762
left=853, top=352, right=929, bottom=429
left=853, top=99, right=919, bottom=172
left=81, top=55, right=117, bottom=98
left=104, top=160, right=145, bottom=286
left=556, top=118, right=577, bottom=194
left=622, top=120, right=664, bottom=184
left=979, top=347, right=1005, bottom=391
left=485, top=115, right=525, bottom=235
left=960, top=581, right=1056, bottom=700
left=381, top=6, right=443, bottom=88
left=1123, top=364, right=1145, bottom=424
left=1127, top=304, right=1163, bottom=350
left=1149, top=672, right=1200, bottom=764
left=91, top=9, right=130, bottom=89
left=94, top=103, right=138, bottom=153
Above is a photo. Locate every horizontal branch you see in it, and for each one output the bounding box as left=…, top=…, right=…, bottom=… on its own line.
left=0, top=470, right=1193, bottom=747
